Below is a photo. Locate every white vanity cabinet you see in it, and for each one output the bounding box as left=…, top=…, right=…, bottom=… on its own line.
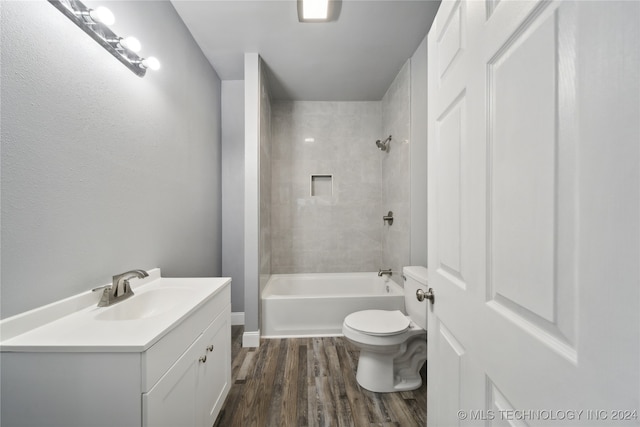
left=0, top=272, right=231, bottom=427
left=143, top=300, right=231, bottom=427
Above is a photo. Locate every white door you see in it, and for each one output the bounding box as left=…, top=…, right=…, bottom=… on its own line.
left=427, top=1, right=639, bottom=426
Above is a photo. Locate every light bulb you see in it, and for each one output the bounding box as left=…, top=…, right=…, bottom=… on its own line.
left=141, top=57, right=161, bottom=71
left=120, top=37, right=141, bottom=53
left=88, top=6, right=115, bottom=25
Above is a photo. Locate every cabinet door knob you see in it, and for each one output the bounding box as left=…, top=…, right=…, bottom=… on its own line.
left=207, top=345, right=214, bottom=352
left=199, top=355, right=207, bottom=363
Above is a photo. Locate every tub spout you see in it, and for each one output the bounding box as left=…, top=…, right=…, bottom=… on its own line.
left=378, top=269, right=392, bottom=277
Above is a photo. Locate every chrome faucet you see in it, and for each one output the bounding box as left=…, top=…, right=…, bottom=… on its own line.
left=378, top=268, right=392, bottom=277
left=92, top=269, right=149, bottom=307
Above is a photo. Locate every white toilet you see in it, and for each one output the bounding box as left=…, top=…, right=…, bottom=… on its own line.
left=342, top=266, right=428, bottom=393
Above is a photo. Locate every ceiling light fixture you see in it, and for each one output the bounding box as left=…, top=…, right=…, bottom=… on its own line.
left=303, top=0, right=328, bottom=20
left=298, top=0, right=332, bottom=22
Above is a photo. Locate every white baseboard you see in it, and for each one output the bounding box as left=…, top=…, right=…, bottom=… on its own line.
left=242, top=330, right=260, bottom=348
left=231, top=312, right=245, bottom=326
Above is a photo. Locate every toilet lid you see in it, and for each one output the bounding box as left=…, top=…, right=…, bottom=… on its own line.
left=345, top=310, right=410, bottom=336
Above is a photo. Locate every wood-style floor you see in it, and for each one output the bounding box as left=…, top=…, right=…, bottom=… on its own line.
left=213, top=326, right=427, bottom=427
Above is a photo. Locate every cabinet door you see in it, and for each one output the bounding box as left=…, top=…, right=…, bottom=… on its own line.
left=143, top=336, right=201, bottom=427
left=197, top=306, right=231, bottom=427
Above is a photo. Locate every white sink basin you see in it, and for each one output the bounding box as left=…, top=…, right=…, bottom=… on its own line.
left=0, top=270, right=231, bottom=352
left=95, top=287, right=192, bottom=321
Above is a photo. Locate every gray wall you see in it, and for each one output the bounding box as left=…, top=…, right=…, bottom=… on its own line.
left=381, top=61, right=412, bottom=280
left=1, top=1, right=222, bottom=318
left=244, top=53, right=259, bottom=337
left=270, top=101, right=383, bottom=273
left=222, top=81, right=245, bottom=313
left=410, top=35, right=429, bottom=268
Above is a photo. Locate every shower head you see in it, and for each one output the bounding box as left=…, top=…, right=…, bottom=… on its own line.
left=375, top=135, right=392, bottom=152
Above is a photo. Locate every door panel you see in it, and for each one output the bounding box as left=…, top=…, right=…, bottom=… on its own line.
left=436, top=92, right=465, bottom=283
left=433, top=319, right=466, bottom=427
left=436, top=0, right=464, bottom=80
left=486, top=378, right=526, bottom=427
left=486, top=1, right=578, bottom=357
left=489, top=7, right=557, bottom=323
left=428, top=0, right=639, bottom=425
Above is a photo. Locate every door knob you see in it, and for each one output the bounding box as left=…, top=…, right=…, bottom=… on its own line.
left=417, top=288, right=435, bottom=304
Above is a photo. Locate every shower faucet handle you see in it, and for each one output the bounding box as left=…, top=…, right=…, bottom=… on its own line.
left=383, top=211, right=394, bottom=225
left=375, top=135, right=392, bottom=151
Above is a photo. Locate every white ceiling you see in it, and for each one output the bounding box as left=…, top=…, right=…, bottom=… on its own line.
left=171, top=1, right=440, bottom=101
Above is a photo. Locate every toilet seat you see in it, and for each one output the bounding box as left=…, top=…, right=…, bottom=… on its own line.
left=344, top=310, right=410, bottom=336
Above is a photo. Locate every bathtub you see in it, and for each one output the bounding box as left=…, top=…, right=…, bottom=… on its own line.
left=261, top=272, right=405, bottom=338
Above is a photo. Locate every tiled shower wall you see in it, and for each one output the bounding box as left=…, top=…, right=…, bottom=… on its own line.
left=381, top=61, right=411, bottom=280
left=270, top=61, right=411, bottom=276
left=271, top=102, right=383, bottom=273
left=260, top=72, right=272, bottom=281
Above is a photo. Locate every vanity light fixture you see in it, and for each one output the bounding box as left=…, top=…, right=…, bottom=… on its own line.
left=120, top=36, right=142, bottom=53
left=140, top=57, right=161, bottom=71
left=81, top=6, right=115, bottom=25
left=48, top=0, right=160, bottom=77
left=298, top=0, right=334, bottom=22
left=106, top=36, right=142, bottom=53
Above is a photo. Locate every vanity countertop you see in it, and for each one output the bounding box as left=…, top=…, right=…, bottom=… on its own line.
left=0, top=269, right=231, bottom=353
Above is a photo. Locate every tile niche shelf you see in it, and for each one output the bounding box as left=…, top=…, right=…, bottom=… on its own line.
left=310, top=174, right=333, bottom=197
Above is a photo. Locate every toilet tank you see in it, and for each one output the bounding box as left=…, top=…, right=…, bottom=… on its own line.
left=403, top=266, right=428, bottom=330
